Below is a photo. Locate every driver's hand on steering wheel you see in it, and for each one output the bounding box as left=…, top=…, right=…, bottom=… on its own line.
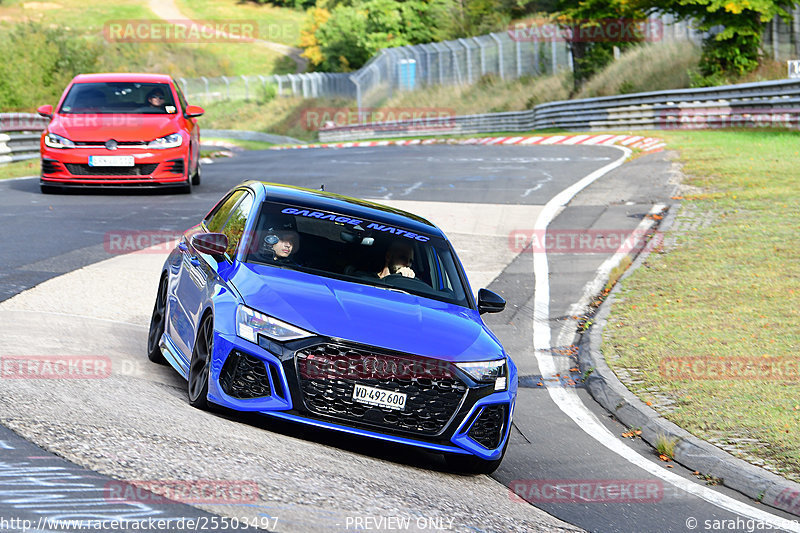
left=392, top=265, right=415, bottom=278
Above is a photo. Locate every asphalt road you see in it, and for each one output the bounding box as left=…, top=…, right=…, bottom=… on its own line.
left=1, top=145, right=797, bottom=532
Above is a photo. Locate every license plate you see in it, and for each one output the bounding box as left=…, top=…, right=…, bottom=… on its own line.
left=88, top=155, right=134, bottom=167
left=352, top=384, right=407, bottom=411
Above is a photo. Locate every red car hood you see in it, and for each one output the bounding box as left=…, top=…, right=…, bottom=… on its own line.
left=48, top=113, right=181, bottom=143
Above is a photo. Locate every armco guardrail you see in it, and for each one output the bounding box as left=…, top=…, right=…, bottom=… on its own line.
left=318, top=79, right=800, bottom=142
left=0, top=113, right=47, bottom=165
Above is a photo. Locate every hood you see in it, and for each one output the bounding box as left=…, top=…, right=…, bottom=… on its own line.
left=48, top=113, right=180, bottom=143
left=230, top=263, right=504, bottom=363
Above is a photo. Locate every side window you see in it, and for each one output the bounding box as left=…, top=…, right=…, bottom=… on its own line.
left=205, top=190, right=246, bottom=233
left=220, top=193, right=255, bottom=260
left=174, top=82, right=189, bottom=112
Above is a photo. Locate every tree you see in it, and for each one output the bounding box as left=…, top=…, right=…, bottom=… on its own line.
left=641, top=0, right=797, bottom=80
left=556, top=0, right=648, bottom=92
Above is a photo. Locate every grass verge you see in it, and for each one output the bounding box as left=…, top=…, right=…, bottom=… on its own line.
left=604, top=129, right=800, bottom=482
left=0, top=159, right=38, bottom=181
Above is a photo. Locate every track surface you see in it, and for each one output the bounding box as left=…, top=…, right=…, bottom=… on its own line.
left=1, top=145, right=798, bottom=532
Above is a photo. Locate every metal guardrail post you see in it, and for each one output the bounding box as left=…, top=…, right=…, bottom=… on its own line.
left=489, top=33, right=504, bottom=80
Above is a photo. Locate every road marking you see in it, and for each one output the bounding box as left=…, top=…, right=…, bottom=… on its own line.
left=531, top=146, right=800, bottom=531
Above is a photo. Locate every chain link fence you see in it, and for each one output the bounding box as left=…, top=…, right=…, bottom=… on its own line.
left=176, top=12, right=800, bottom=109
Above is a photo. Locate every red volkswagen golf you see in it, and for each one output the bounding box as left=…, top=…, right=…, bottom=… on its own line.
left=37, top=73, right=204, bottom=193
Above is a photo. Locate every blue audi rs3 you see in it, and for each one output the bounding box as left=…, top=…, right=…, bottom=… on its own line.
left=147, top=182, right=517, bottom=473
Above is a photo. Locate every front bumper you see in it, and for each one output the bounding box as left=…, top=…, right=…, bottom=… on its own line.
left=207, top=332, right=517, bottom=460
left=40, top=145, right=188, bottom=187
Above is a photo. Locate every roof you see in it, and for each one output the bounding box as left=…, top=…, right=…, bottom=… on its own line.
left=71, top=73, right=174, bottom=84
left=249, top=182, right=444, bottom=239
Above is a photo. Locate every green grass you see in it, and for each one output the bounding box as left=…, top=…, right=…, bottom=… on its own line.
left=202, top=138, right=274, bottom=150
left=604, top=130, right=800, bottom=482
left=0, top=0, right=152, bottom=33
left=0, top=159, right=38, bottom=180
left=174, top=0, right=304, bottom=47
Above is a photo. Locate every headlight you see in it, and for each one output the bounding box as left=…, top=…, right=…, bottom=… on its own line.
left=456, top=360, right=508, bottom=390
left=147, top=133, right=182, bottom=149
left=44, top=133, right=75, bottom=149
left=236, top=305, right=313, bottom=343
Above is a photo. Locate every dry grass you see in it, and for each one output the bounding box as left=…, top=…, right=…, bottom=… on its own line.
left=577, top=40, right=701, bottom=98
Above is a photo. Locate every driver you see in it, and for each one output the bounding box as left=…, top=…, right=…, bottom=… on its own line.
left=259, top=227, right=300, bottom=264
left=377, top=241, right=415, bottom=279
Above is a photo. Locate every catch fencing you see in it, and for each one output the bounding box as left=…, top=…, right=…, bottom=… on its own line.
left=176, top=13, right=709, bottom=107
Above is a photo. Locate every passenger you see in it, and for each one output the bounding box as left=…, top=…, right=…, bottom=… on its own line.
left=378, top=241, right=415, bottom=279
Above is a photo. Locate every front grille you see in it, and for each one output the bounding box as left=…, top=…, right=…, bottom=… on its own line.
left=41, top=159, right=62, bottom=174
left=468, top=404, right=507, bottom=449
left=219, top=352, right=271, bottom=399
left=65, top=163, right=159, bottom=176
left=296, top=343, right=468, bottom=436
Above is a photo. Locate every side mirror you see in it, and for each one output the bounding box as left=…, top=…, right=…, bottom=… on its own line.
left=37, top=105, right=53, bottom=118
left=185, top=105, right=204, bottom=118
left=192, top=232, right=228, bottom=258
left=477, top=288, right=506, bottom=314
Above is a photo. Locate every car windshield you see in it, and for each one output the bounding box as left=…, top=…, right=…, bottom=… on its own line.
left=243, top=201, right=472, bottom=308
left=59, top=82, right=177, bottom=114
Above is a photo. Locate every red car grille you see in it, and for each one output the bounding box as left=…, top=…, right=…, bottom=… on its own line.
left=64, top=163, right=159, bottom=176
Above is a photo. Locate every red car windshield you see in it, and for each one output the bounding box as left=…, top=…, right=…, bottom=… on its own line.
left=59, top=82, right=177, bottom=114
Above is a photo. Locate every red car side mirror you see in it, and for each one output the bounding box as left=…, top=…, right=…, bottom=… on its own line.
left=37, top=105, right=53, bottom=118
left=185, top=105, right=205, bottom=118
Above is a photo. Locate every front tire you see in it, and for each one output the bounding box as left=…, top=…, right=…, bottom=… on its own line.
left=146, top=275, right=169, bottom=365
left=191, top=161, right=201, bottom=186
left=188, top=314, right=213, bottom=410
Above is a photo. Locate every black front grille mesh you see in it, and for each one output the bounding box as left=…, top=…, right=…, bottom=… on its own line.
left=296, top=343, right=468, bottom=435
left=65, top=163, right=158, bottom=176
left=468, top=404, right=507, bottom=449
left=219, top=352, right=271, bottom=399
